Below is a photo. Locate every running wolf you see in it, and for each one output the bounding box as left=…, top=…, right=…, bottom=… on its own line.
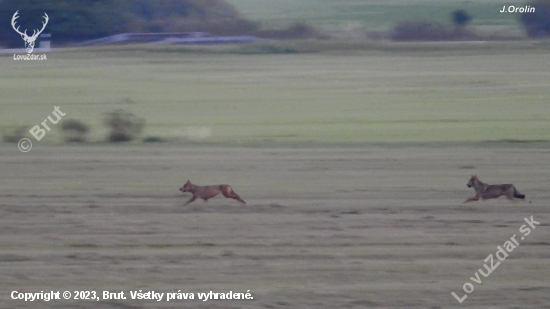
left=179, top=180, right=246, bottom=205
left=465, top=175, right=526, bottom=203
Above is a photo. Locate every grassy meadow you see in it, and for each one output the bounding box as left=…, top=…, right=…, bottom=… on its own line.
left=1, top=44, right=550, bottom=145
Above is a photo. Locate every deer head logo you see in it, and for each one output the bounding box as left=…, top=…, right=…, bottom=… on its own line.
left=11, top=11, right=49, bottom=54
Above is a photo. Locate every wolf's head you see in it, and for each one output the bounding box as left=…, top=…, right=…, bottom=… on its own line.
left=179, top=180, right=193, bottom=192
left=467, top=175, right=479, bottom=188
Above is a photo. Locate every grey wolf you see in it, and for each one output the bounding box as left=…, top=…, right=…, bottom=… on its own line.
left=179, top=180, right=246, bottom=205
left=465, top=175, right=526, bottom=203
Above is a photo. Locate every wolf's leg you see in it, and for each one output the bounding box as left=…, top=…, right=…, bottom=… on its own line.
left=464, top=195, right=480, bottom=203
left=505, top=194, right=518, bottom=202
left=503, top=188, right=519, bottom=202
left=506, top=195, right=531, bottom=203
left=227, top=192, right=246, bottom=204
left=221, top=185, right=246, bottom=204
left=232, top=195, right=246, bottom=204
left=184, top=195, right=198, bottom=205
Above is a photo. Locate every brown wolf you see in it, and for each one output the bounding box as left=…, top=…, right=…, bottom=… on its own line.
left=464, top=175, right=526, bottom=203
left=179, top=180, right=246, bottom=205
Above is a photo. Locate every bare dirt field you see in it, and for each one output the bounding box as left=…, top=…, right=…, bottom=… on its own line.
left=1, top=143, right=548, bottom=308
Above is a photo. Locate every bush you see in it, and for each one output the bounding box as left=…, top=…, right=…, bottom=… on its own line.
left=391, top=21, right=477, bottom=41
left=61, top=119, right=90, bottom=142
left=391, top=21, right=452, bottom=41
left=2, top=126, right=28, bottom=143
left=142, top=136, right=165, bottom=143
left=255, top=22, right=327, bottom=39
left=452, top=10, right=472, bottom=28
left=103, top=109, right=145, bottom=142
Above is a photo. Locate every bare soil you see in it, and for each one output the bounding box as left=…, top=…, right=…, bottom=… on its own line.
left=1, top=143, right=549, bottom=308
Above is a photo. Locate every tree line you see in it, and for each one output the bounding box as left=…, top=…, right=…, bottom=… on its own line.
left=0, top=0, right=549, bottom=48
left=0, top=0, right=255, bottom=47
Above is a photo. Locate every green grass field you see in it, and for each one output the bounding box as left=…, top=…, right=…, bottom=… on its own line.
left=2, top=45, right=550, bottom=144
left=226, top=0, right=526, bottom=29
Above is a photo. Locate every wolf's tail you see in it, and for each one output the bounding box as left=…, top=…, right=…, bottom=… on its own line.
left=514, top=189, right=525, bottom=199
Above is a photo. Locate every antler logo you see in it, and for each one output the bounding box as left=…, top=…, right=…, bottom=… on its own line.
left=11, top=10, right=49, bottom=54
